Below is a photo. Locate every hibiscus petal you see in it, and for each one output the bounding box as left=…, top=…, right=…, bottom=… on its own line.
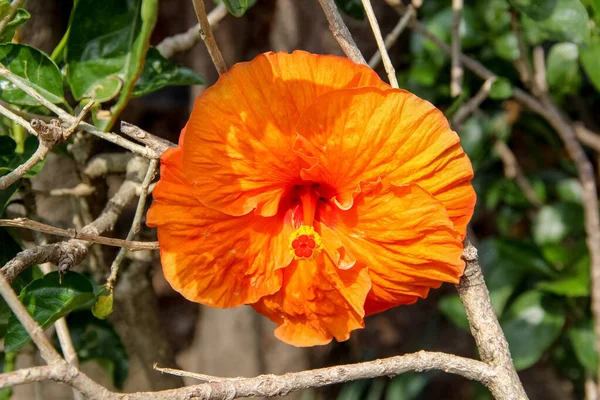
left=146, top=145, right=293, bottom=307
left=317, top=181, right=465, bottom=317
left=294, top=87, right=476, bottom=237
left=182, top=51, right=387, bottom=217
left=253, top=255, right=371, bottom=347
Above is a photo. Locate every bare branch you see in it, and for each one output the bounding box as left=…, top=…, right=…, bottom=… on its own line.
left=0, top=271, right=62, bottom=365
left=452, top=77, right=496, bottom=126
left=451, top=0, right=463, bottom=96
left=191, top=0, right=227, bottom=75
left=532, top=46, right=548, bottom=94
left=0, top=66, right=159, bottom=159
left=1, top=351, right=495, bottom=399
left=368, top=5, right=414, bottom=69
left=494, top=140, right=543, bottom=208
left=361, top=0, right=398, bottom=87
left=120, top=122, right=176, bottom=156
left=457, top=240, right=528, bottom=399
left=156, top=3, right=228, bottom=58
left=84, top=153, right=133, bottom=179
left=317, top=0, right=367, bottom=65
left=510, top=11, right=533, bottom=88
left=0, top=218, right=159, bottom=251
left=0, top=140, right=51, bottom=189
left=0, top=0, right=25, bottom=36
left=0, top=101, right=39, bottom=136
left=106, top=159, right=159, bottom=291
left=575, top=123, right=600, bottom=153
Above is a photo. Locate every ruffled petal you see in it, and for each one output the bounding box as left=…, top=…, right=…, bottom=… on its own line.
left=316, top=181, right=465, bottom=316
left=182, top=51, right=387, bottom=217
left=146, top=143, right=293, bottom=307
left=252, top=254, right=371, bottom=347
left=294, top=87, right=475, bottom=237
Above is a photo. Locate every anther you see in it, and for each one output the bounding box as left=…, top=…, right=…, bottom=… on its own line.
left=288, top=226, right=323, bottom=261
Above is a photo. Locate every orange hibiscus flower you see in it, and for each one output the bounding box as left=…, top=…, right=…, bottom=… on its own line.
left=146, top=51, right=476, bottom=347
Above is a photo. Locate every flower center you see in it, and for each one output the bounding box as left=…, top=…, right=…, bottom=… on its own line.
left=289, top=225, right=323, bottom=260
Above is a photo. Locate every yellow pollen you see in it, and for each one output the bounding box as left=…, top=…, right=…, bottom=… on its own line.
left=289, top=225, right=323, bottom=261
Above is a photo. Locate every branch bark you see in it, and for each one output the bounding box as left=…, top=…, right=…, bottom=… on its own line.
left=317, top=0, right=367, bottom=65
left=191, top=0, right=227, bottom=75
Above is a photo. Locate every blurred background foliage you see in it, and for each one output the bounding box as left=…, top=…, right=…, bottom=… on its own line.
left=0, top=0, right=598, bottom=399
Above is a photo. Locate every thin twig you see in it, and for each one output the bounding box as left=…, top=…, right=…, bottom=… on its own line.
left=494, top=140, right=543, bottom=208
left=452, top=77, right=496, bottom=126
left=317, top=0, right=367, bottom=65
left=0, top=0, right=24, bottom=36
left=0, top=101, right=38, bottom=136
left=0, top=218, right=159, bottom=251
left=450, top=0, right=463, bottom=96
left=0, top=141, right=51, bottom=189
left=156, top=3, right=228, bottom=58
left=575, top=123, right=600, bottom=153
left=120, top=122, right=175, bottom=156
left=361, top=0, right=398, bottom=87
left=191, top=0, right=227, bottom=75
left=0, top=272, right=62, bottom=365
left=532, top=46, right=547, bottom=95
left=0, top=66, right=159, bottom=159
left=368, top=5, right=414, bottom=69
left=153, top=364, right=243, bottom=383
left=106, top=159, right=158, bottom=291
left=510, top=11, right=533, bottom=89
left=0, top=351, right=495, bottom=399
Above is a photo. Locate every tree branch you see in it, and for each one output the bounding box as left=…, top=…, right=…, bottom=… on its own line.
left=156, top=3, right=228, bottom=58
left=450, top=0, right=463, bottom=96
left=361, top=0, right=398, bottom=87
left=452, top=77, right=496, bottom=126
left=191, top=0, right=227, bottom=75
left=317, top=0, right=367, bottom=65
left=368, top=5, right=415, bottom=69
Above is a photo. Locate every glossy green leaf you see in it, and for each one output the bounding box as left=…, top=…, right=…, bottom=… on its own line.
left=439, top=294, right=469, bottom=330
left=537, top=254, right=589, bottom=296
left=580, top=33, right=600, bottom=92
left=547, top=42, right=581, bottom=94
left=335, top=0, right=364, bottom=20
left=66, top=312, right=128, bottom=389
left=490, top=78, right=514, bottom=99
left=568, top=318, right=598, bottom=374
left=133, top=47, right=205, bottom=97
left=502, top=291, right=565, bottom=370
left=65, top=0, right=158, bottom=130
left=0, top=44, right=64, bottom=105
left=4, top=272, right=98, bottom=352
left=533, top=203, right=584, bottom=245
left=0, top=8, right=30, bottom=43
left=521, top=0, right=589, bottom=44
left=509, top=0, right=557, bottom=20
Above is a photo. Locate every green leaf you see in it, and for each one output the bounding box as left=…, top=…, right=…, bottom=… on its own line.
left=66, top=312, right=128, bottom=389
left=133, top=47, right=205, bottom=97
left=335, top=0, right=364, bottom=20
left=222, top=0, right=255, bottom=17
left=490, top=78, right=514, bottom=99
left=4, top=272, right=98, bottom=353
left=502, top=291, right=565, bottom=370
left=568, top=318, right=598, bottom=374
left=493, top=32, right=520, bottom=61
left=580, top=33, right=600, bottom=92
left=546, top=42, right=581, bottom=95
left=92, top=293, right=113, bottom=319
left=556, top=177, right=583, bottom=204
left=509, top=0, right=558, bottom=20
left=0, top=8, right=30, bottom=43
left=65, top=0, right=158, bottom=130
left=0, top=44, right=65, bottom=106
left=533, top=203, right=584, bottom=245
left=439, top=294, right=469, bottom=330
left=521, top=0, right=590, bottom=44
left=537, top=254, right=590, bottom=296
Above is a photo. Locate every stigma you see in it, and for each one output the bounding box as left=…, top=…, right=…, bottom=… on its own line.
left=289, top=225, right=323, bottom=261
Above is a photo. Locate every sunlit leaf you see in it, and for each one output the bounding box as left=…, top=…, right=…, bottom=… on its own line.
left=568, top=318, right=598, bottom=374
left=546, top=42, right=581, bottom=95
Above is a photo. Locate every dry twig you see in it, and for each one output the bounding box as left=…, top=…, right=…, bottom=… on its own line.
left=317, top=0, right=367, bottom=65
left=191, top=0, right=227, bottom=75
left=368, top=5, right=415, bottom=69
left=156, top=3, right=228, bottom=58
left=450, top=0, right=463, bottom=96
left=452, top=77, right=496, bottom=126
left=361, top=0, right=398, bottom=87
